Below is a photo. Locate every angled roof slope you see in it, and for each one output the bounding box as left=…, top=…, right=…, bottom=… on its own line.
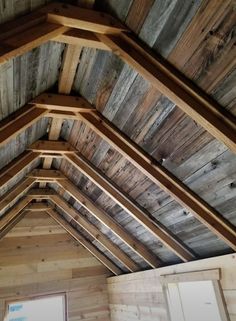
left=0, top=0, right=235, bottom=275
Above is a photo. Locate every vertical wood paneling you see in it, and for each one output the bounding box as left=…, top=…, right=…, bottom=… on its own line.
left=108, top=254, right=236, bottom=321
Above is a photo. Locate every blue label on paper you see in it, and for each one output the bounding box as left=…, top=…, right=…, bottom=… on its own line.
left=9, top=305, right=23, bottom=312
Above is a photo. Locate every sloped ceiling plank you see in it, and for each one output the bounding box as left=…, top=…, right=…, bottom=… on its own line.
left=47, top=208, right=122, bottom=275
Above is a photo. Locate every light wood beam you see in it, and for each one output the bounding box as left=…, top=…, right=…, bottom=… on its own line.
left=28, top=169, right=66, bottom=180
left=0, top=210, right=28, bottom=240
left=46, top=208, right=122, bottom=275
left=77, top=112, right=236, bottom=251
left=0, top=22, right=69, bottom=65
left=31, top=93, right=95, bottom=112
left=0, top=106, right=48, bottom=147
left=0, top=178, right=35, bottom=214
left=30, top=140, right=76, bottom=153
left=26, top=203, right=51, bottom=211
left=41, top=2, right=127, bottom=34
left=97, top=33, right=236, bottom=153
left=0, top=197, right=32, bottom=231
left=54, top=29, right=111, bottom=50
left=55, top=178, right=161, bottom=268
left=50, top=194, right=139, bottom=272
left=28, top=189, right=56, bottom=197
left=64, top=153, right=195, bottom=262
left=0, top=151, right=39, bottom=190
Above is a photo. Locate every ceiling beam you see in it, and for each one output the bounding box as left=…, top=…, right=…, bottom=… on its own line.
left=76, top=112, right=236, bottom=251
left=97, top=33, right=236, bottom=153
left=0, top=151, right=39, bottom=190
left=46, top=207, right=122, bottom=275
left=0, top=210, right=29, bottom=240
left=0, top=105, right=48, bottom=147
left=41, top=2, right=127, bottom=34
left=28, top=189, right=56, bottom=197
left=28, top=169, right=66, bottom=180
left=50, top=194, right=139, bottom=272
left=0, top=197, right=32, bottom=232
left=30, top=140, right=76, bottom=154
left=64, top=153, right=195, bottom=262
left=0, top=22, right=69, bottom=65
left=31, top=93, right=95, bottom=113
left=26, top=203, right=51, bottom=211
left=51, top=179, right=160, bottom=268
left=54, top=29, right=111, bottom=50
left=0, top=178, right=36, bottom=214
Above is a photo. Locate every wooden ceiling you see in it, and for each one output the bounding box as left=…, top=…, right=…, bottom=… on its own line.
left=0, top=0, right=235, bottom=275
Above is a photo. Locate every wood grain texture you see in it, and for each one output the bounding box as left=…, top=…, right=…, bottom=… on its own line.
left=0, top=211, right=111, bottom=321
left=107, top=253, right=236, bottom=321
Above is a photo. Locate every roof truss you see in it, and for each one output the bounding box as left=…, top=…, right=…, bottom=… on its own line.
left=0, top=1, right=235, bottom=276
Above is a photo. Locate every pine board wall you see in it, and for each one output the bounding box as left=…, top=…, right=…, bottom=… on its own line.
left=107, top=253, right=236, bottom=321
left=0, top=212, right=111, bottom=321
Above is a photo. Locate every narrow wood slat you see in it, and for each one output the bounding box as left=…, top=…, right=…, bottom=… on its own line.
left=51, top=194, right=139, bottom=272
left=64, top=152, right=195, bottom=262
left=97, top=33, right=236, bottom=153
left=0, top=178, right=35, bottom=214
left=46, top=208, right=122, bottom=275
left=77, top=112, right=236, bottom=251
left=0, top=107, right=48, bottom=147
left=0, top=151, right=39, bottom=189
left=55, top=178, right=161, bottom=268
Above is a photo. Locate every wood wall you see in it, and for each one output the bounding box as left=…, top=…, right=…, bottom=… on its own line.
left=0, top=212, right=111, bottom=321
left=108, top=253, right=236, bottom=321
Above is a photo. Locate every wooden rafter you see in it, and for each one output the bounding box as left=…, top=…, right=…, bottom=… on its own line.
left=0, top=106, right=48, bottom=147
left=97, top=33, right=236, bottom=153
left=38, top=180, right=160, bottom=268
left=0, top=197, right=32, bottom=231
left=30, top=141, right=76, bottom=154
left=46, top=207, right=122, bottom=275
left=29, top=136, right=236, bottom=252
left=28, top=169, right=66, bottom=180
left=0, top=210, right=28, bottom=240
left=0, top=151, right=39, bottom=190
left=0, top=22, right=69, bottom=65
left=50, top=194, right=139, bottom=272
left=41, top=2, right=127, bottom=34
left=76, top=113, right=236, bottom=251
left=26, top=203, right=51, bottom=211
left=63, top=153, right=195, bottom=261
left=0, top=178, right=35, bottom=214
left=54, top=29, right=111, bottom=50
left=31, top=93, right=95, bottom=113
